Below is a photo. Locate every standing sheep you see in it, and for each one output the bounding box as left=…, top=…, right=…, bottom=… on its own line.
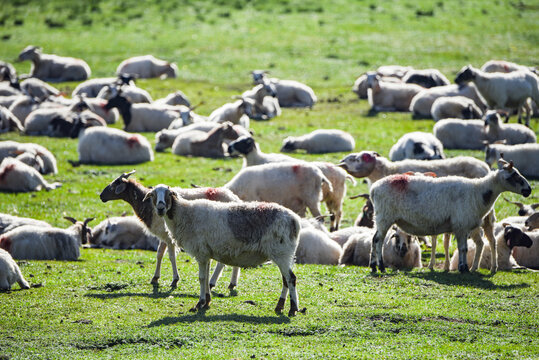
left=116, top=55, right=178, bottom=79
left=281, top=129, right=355, bottom=154
left=485, top=143, right=539, bottom=179
left=0, top=248, right=30, bottom=291
left=388, top=132, right=445, bottom=161
left=431, top=96, right=483, bottom=122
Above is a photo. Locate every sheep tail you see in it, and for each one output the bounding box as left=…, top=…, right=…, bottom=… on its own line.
left=345, top=174, right=357, bottom=186
left=321, top=175, right=333, bottom=194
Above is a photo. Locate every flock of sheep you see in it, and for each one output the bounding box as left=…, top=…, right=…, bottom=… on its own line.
left=0, top=46, right=538, bottom=316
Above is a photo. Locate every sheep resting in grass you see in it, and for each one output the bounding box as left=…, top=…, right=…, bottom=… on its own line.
left=0, top=106, right=24, bottom=133
left=510, top=228, right=539, bottom=269
left=252, top=70, right=317, bottom=108
left=90, top=216, right=160, bottom=250
left=481, top=60, right=537, bottom=75
left=0, top=157, right=61, bottom=192
left=296, top=226, right=342, bottom=265
left=482, top=110, right=536, bottom=144
left=389, top=132, right=445, bottom=161
left=431, top=96, right=483, bottom=122
left=402, top=69, right=451, bottom=88
left=116, top=55, right=178, bottom=79
left=366, top=72, right=424, bottom=112
left=503, top=197, right=539, bottom=217
left=144, top=184, right=302, bottom=316
left=171, top=122, right=240, bottom=158
left=0, top=248, right=30, bottom=291
left=0, top=213, right=51, bottom=235
left=0, top=140, right=57, bottom=175
left=485, top=143, right=539, bottom=179
left=281, top=129, right=355, bottom=154
left=525, top=213, right=539, bottom=231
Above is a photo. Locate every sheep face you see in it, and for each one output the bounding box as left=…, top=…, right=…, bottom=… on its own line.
left=503, top=225, right=533, bottom=248
left=498, top=160, right=532, bottom=198
left=100, top=170, right=136, bottom=202
left=462, top=104, right=481, bottom=120
left=390, top=227, right=413, bottom=257
left=228, top=136, right=255, bottom=156
left=280, top=137, right=297, bottom=153
left=525, top=212, right=539, bottom=231
left=366, top=72, right=379, bottom=90
left=337, top=151, right=379, bottom=178
left=454, top=65, right=476, bottom=84
left=155, top=131, right=173, bottom=152
left=163, top=63, right=178, bottom=79
left=64, top=216, right=95, bottom=245
left=251, top=70, right=266, bottom=84
left=484, top=146, right=499, bottom=168
left=260, top=81, right=277, bottom=98
left=143, top=185, right=173, bottom=217
left=18, top=46, right=41, bottom=62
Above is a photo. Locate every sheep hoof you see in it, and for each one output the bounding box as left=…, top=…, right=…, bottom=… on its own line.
left=209, top=283, right=216, bottom=290
left=228, top=283, right=236, bottom=290
left=150, top=276, right=159, bottom=285
left=170, top=279, right=178, bottom=288
left=275, top=297, right=286, bottom=314
left=288, top=309, right=297, bottom=317
left=458, top=263, right=469, bottom=273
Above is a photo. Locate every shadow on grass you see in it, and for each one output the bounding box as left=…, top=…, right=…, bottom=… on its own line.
left=147, top=312, right=291, bottom=327
left=85, top=286, right=241, bottom=300
left=409, top=270, right=531, bottom=290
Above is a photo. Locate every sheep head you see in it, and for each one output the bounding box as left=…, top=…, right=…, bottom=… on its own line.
left=64, top=216, right=95, bottom=245
left=228, top=136, right=255, bottom=157
left=251, top=70, right=268, bottom=84
left=143, top=184, right=176, bottom=217
left=454, top=65, right=476, bottom=84
left=280, top=137, right=297, bottom=153
left=497, top=159, right=531, bottom=198
left=100, top=170, right=136, bottom=202
left=502, top=224, right=533, bottom=249
left=525, top=212, right=539, bottom=231
left=18, top=45, right=41, bottom=62
left=337, top=151, right=379, bottom=178
left=390, top=226, right=413, bottom=258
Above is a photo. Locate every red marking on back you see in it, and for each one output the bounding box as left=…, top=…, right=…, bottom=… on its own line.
left=0, top=163, right=16, bottom=182
left=292, top=164, right=301, bottom=174
left=126, top=135, right=140, bottom=148
left=205, top=188, right=220, bottom=201
left=99, top=102, right=109, bottom=114
left=424, top=172, right=437, bottom=178
left=361, top=153, right=374, bottom=163
left=0, top=235, right=12, bottom=253
left=503, top=64, right=509, bottom=72
left=389, top=174, right=409, bottom=192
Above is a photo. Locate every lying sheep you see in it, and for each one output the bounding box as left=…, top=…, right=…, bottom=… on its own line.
left=18, top=45, right=90, bottom=82
left=376, top=65, right=413, bottom=78
left=90, top=216, right=160, bottom=250
left=83, top=97, right=119, bottom=125
left=353, top=74, right=402, bottom=99
left=0, top=213, right=51, bottom=235
left=154, top=91, right=191, bottom=107
left=340, top=226, right=422, bottom=270
left=208, top=97, right=255, bottom=129
left=449, top=224, right=533, bottom=271
left=366, top=72, right=424, bottom=112
left=431, top=96, right=483, bottom=122
left=0, top=106, right=23, bottom=133
left=97, top=83, right=152, bottom=104
left=485, top=143, right=539, bottom=179
left=20, top=78, right=61, bottom=100
left=116, top=55, right=178, bottom=79
left=350, top=193, right=374, bottom=228
left=71, top=74, right=135, bottom=98
left=0, top=140, right=57, bottom=175
left=224, top=162, right=332, bottom=219
left=9, top=96, right=62, bottom=124
left=144, top=184, right=302, bottom=316
left=242, top=82, right=281, bottom=120
left=155, top=122, right=219, bottom=152
left=23, top=98, right=91, bottom=136
left=511, top=229, right=539, bottom=269
left=482, top=110, right=536, bottom=144
left=0, top=157, right=61, bottom=192
left=0, top=61, right=17, bottom=83
left=503, top=197, right=539, bottom=217
left=402, top=69, right=451, bottom=88
left=295, top=227, right=342, bottom=265
left=252, top=71, right=317, bottom=108
left=525, top=213, right=539, bottom=231
left=481, top=60, right=537, bottom=75
left=0, top=248, right=30, bottom=291
left=368, top=160, right=531, bottom=273
left=409, top=84, right=487, bottom=118
left=455, top=64, right=539, bottom=127
left=171, top=122, right=240, bottom=158
left=389, top=132, right=445, bottom=161
left=433, top=119, right=489, bottom=150
left=0, top=217, right=93, bottom=260
left=281, top=129, right=355, bottom=154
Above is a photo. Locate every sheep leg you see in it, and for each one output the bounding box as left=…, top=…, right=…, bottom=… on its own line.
left=275, top=260, right=299, bottom=317
left=482, top=212, right=498, bottom=273
left=470, top=228, right=484, bottom=272
left=167, top=242, right=180, bottom=288
left=428, top=235, right=437, bottom=270
left=370, top=226, right=389, bottom=273
left=443, top=233, right=451, bottom=271
left=0, top=278, right=10, bottom=291
left=228, top=267, right=241, bottom=290
left=209, top=262, right=225, bottom=289
left=17, top=276, right=30, bottom=289
left=456, top=231, right=470, bottom=273
left=151, top=241, right=167, bottom=285
left=191, top=259, right=211, bottom=312
left=275, top=275, right=289, bottom=315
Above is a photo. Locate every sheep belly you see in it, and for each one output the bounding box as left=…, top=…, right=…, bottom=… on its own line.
left=395, top=218, right=453, bottom=236
left=212, top=251, right=269, bottom=268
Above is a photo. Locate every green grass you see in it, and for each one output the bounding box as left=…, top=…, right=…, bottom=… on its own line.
left=1, top=0, right=539, bottom=358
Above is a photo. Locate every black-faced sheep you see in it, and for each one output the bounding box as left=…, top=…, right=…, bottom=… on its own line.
left=402, top=69, right=451, bottom=88
left=430, top=96, right=483, bottom=122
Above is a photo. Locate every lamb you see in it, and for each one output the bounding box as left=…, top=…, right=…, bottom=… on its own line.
left=455, top=65, right=539, bottom=127
left=0, top=217, right=93, bottom=260
left=242, top=82, right=281, bottom=120
left=368, top=160, right=531, bottom=273
left=409, top=84, right=487, bottom=118
left=17, top=45, right=91, bottom=82
left=482, top=110, right=536, bottom=144
left=75, top=126, right=154, bottom=165
left=449, top=224, right=533, bottom=271
left=100, top=171, right=242, bottom=289
left=0, top=140, right=57, bottom=175
left=224, top=162, right=333, bottom=219
left=402, top=69, right=451, bottom=88
left=116, top=55, right=178, bottom=79
left=0, top=157, right=61, bottom=192
left=511, top=229, right=539, bottom=269
left=281, top=129, right=355, bottom=154
left=171, top=122, right=240, bottom=158
left=340, top=226, right=422, bottom=270
left=431, top=96, right=484, bottom=122
left=144, top=184, right=302, bottom=316
left=154, top=90, right=191, bottom=107
left=366, top=72, right=424, bottom=112
left=90, top=216, right=160, bottom=250
left=503, top=197, right=539, bottom=217
left=389, top=132, right=445, bottom=161
left=251, top=71, right=317, bottom=108
left=0, top=213, right=51, bottom=235
left=0, top=249, right=30, bottom=291
left=208, top=98, right=255, bottom=129
left=485, top=143, right=539, bottom=179
left=481, top=60, right=537, bottom=75
left=525, top=213, right=539, bottom=230
left=295, top=227, right=342, bottom=265
left=0, top=106, right=24, bottom=133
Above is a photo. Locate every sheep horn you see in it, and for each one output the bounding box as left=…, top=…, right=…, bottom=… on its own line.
left=84, top=218, right=95, bottom=226
left=532, top=203, right=539, bottom=209
left=349, top=193, right=370, bottom=200
left=64, top=216, right=77, bottom=224
left=189, top=101, right=204, bottom=111
left=121, top=170, right=136, bottom=179
left=503, top=197, right=523, bottom=208
left=190, top=183, right=201, bottom=188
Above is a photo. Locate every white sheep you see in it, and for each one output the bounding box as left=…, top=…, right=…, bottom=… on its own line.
left=171, top=122, right=240, bottom=158
left=154, top=90, right=191, bottom=107
left=0, top=213, right=51, bottom=235
left=0, top=248, right=30, bottom=291
left=433, top=119, right=488, bottom=150
left=449, top=224, right=533, bottom=271
left=0, top=217, right=94, bottom=260
left=409, top=84, right=487, bottom=118
left=252, top=71, right=317, bottom=108
left=503, top=197, right=539, bottom=217
left=525, top=213, right=539, bottom=231
left=0, top=105, right=24, bottom=133
left=208, top=97, right=255, bottom=129
left=83, top=97, right=120, bottom=125
left=17, top=45, right=91, bottom=82
left=155, top=122, right=219, bottom=152
left=100, top=171, right=242, bottom=289
left=9, top=96, right=62, bottom=124
left=431, top=96, right=484, bottom=121
left=97, top=83, right=152, bottom=104
left=23, top=98, right=91, bottom=136
left=224, top=162, right=332, bottom=219
left=0, top=157, right=61, bottom=192
left=485, top=143, right=539, bottom=179
left=0, top=95, right=24, bottom=109
left=281, top=129, right=355, bottom=154
left=509, top=229, right=539, bottom=269
left=389, top=131, right=445, bottom=161
left=0, top=140, right=57, bottom=175
left=242, top=83, right=281, bottom=120
left=376, top=65, right=413, bottom=78
left=144, top=184, right=302, bottom=316
left=20, top=78, right=61, bottom=100
left=402, top=69, right=451, bottom=88
left=368, top=160, right=531, bottom=273
left=352, top=74, right=402, bottom=99
left=116, top=55, right=178, bottom=79
left=329, top=226, right=371, bottom=247
left=455, top=65, right=539, bottom=127
left=295, top=227, right=342, bottom=265
left=71, top=75, right=135, bottom=98
left=366, top=72, right=424, bottom=112
left=481, top=60, right=537, bottom=75
left=482, top=110, right=536, bottom=144
left=90, top=216, right=160, bottom=250
left=0, top=61, right=17, bottom=83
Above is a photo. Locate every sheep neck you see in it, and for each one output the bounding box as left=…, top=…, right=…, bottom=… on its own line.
left=123, top=181, right=154, bottom=230
left=244, top=144, right=266, bottom=166
left=368, top=156, right=394, bottom=183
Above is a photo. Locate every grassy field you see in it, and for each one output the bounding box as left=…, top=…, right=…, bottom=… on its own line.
left=0, top=0, right=538, bottom=358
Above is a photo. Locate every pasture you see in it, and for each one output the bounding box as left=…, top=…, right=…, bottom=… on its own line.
left=0, top=0, right=538, bottom=358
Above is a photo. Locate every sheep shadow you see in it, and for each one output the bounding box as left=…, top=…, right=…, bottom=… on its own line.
left=408, top=270, right=531, bottom=290
left=84, top=286, right=240, bottom=300
left=147, top=313, right=291, bottom=327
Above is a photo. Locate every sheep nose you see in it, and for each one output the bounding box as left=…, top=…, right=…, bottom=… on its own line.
left=156, top=201, right=166, bottom=215
left=522, top=187, right=531, bottom=198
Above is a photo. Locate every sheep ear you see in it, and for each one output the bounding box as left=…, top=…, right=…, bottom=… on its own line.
left=531, top=203, right=539, bottom=209
left=502, top=223, right=511, bottom=228
left=142, top=191, right=153, bottom=202
left=64, top=216, right=77, bottom=224
left=115, top=182, right=127, bottom=194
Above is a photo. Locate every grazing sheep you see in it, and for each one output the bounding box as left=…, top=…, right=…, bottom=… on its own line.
left=389, top=132, right=445, bottom=161
left=503, top=197, right=539, bottom=217
left=481, top=60, right=537, bottom=75
left=0, top=248, right=30, bottom=291
left=0, top=217, right=93, bottom=260
left=90, top=216, right=160, bottom=250
left=0, top=157, right=61, bottom=192
left=97, top=83, right=152, bottom=104
left=431, top=96, right=484, bottom=121
left=402, top=69, right=451, bottom=88
left=0, top=213, right=51, bottom=235
left=154, top=91, right=191, bottom=107
left=18, top=45, right=91, bottom=82
left=0, top=140, right=57, bottom=175
left=455, top=64, right=539, bottom=127
left=525, top=213, right=539, bottom=231
left=295, top=227, right=342, bottom=265
left=0, top=106, right=24, bottom=133
left=340, top=226, right=422, bottom=270
left=144, top=184, right=302, bottom=316
left=116, top=55, right=178, bottom=79
left=252, top=71, right=317, bottom=108
left=281, top=129, right=355, bottom=154
left=450, top=224, right=533, bottom=271
left=225, top=162, right=332, bottom=219
left=485, top=143, right=539, bottom=179
left=100, top=171, right=241, bottom=289
left=208, top=97, right=255, bottom=129
left=482, top=110, right=536, bottom=144
left=368, top=160, right=531, bottom=273
left=74, top=126, right=153, bottom=165
left=366, top=72, right=424, bottom=112
left=409, top=84, right=487, bottom=118
left=171, top=122, right=240, bottom=158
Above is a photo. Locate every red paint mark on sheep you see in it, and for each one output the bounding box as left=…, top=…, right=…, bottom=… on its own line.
left=0, top=163, right=15, bottom=182
left=126, top=136, right=140, bottom=148
left=99, top=102, right=109, bottom=114
left=0, top=236, right=11, bottom=253
left=389, top=174, right=409, bottom=192
left=292, top=164, right=301, bottom=174
left=205, top=188, right=220, bottom=201
left=361, top=153, right=374, bottom=163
